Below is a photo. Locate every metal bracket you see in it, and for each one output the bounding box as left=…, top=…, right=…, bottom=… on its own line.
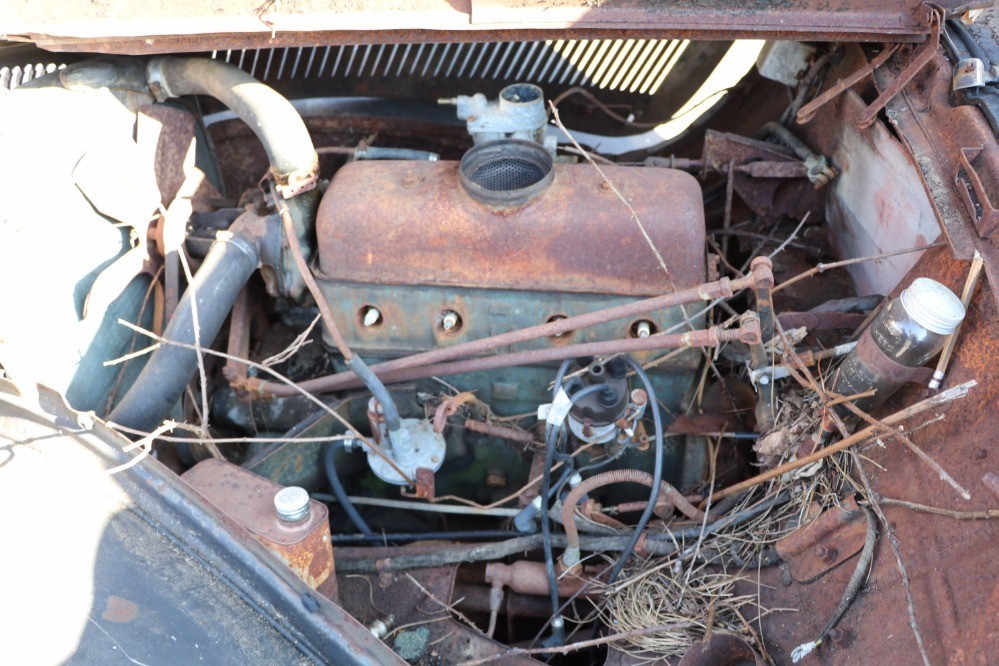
left=796, top=45, right=899, bottom=125
left=855, top=9, right=942, bottom=128
left=956, top=145, right=999, bottom=237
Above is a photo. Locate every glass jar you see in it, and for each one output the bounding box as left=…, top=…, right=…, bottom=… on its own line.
left=831, top=277, right=965, bottom=413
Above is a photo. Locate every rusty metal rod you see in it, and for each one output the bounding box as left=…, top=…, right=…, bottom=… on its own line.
left=252, top=261, right=773, bottom=396
left=274, top=317, right=760, bottom=393
left=463, top=418, right=538, bottom=445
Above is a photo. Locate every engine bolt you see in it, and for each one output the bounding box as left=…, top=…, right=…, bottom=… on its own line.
left=814, top=545, right=839, bottom=564
left=827, top=627, right=850, bottom=645
left=441, top=310, right=461, bottom=331
left=362, top=306, right=382, bottom=327
left=635, top=320, right=652, bottom=338
left=485, top=469, right=507, bottom=488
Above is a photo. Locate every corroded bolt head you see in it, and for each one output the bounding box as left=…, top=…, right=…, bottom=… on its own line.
left=827, top=627, right=850, bottom=645
left=814, top=545, right=838, bottom=564
left=485, top=470, right=507, bottom=488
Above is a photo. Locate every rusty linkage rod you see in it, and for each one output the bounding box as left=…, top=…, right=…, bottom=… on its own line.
left=250, top=259, right=774, bottom=396
left=269, top=313, right=761, bottom=394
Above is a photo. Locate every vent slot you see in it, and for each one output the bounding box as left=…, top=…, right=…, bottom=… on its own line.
left=211, top=39, right=688, bottom=95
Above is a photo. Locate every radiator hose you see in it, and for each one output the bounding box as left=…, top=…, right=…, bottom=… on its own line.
left=110, top=57, right=321, bottom=431
left=108, top=232, right=259, bottom=431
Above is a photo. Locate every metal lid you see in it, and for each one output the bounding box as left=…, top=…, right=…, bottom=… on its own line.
left=899, top=277, right=965, bottom=336
left=459, top=139, right=554, bottom=207
left=273, top=486, right=311, bottom=523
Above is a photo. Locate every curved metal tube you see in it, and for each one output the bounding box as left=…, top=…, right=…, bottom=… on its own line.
left=561, top=468, right=705, bottom=568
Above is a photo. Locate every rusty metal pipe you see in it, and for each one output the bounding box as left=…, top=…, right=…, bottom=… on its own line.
left=264, top=316, right=760, bottom=393
left=252, top=265, right=771, bottom=396
left=561, top=469, right=706, bottom=568
left=463, top=419, right=538, bottom=446
left=485, top=561, right=599, bottom=599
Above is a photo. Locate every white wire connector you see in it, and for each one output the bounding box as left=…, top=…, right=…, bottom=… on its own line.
left=539, top=388, right=574, bottom=427
left=791, top=640, right=819, bottom=663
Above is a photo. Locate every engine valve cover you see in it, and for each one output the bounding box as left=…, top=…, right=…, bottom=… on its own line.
left=315, top=158, right=706, bottom=413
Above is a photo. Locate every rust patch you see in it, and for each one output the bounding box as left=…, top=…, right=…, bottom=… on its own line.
left=101, top=596, right=139, bottom=624
left=316, top=159, right=706, bottom=298
left=182, top=459, right=338, bottom=600
left=776, top=496, right=869, bottom=583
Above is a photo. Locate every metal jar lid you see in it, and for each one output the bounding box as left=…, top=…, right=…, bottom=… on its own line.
left=274, top=486, right=311, bottom=523
left=899, top=277, right=966, bottom=336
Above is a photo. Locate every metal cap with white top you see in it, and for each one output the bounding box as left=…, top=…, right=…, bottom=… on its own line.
left=899, top=277, right=966, bottom=336
left=274, top=486, right=311, bottom=523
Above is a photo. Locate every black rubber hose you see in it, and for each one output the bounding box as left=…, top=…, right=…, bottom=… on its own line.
left=147, top=57, right=316, bottom=180
left=108, top=234, right=258, bottom=431
left=540, top=423, right=564, bottom=643
left=948, top=19, right=990, bottom=65
left=324, top=442, right=374, bottom=536
left=346, top=356, right=401, bottom=433
left=606, top=357, right=665, bottom=584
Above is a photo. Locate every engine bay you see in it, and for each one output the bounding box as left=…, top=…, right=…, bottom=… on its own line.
left=1, top=10, right=997, bottom=664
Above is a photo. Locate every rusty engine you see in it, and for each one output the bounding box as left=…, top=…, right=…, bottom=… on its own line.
left=0, top=7, right=997, bottom=665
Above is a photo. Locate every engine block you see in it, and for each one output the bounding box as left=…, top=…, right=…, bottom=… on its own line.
left=315, top=155, right=707, bottom=415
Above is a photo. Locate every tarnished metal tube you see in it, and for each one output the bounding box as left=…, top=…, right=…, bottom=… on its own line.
left=253, top=317, right=760, bottom=394
left=560, top=469, right=705, bottom=568
left=251, top=265, right=771, bottom=396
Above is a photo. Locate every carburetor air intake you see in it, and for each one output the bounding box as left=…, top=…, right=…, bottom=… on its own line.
left=459, top=139, right=554, bottom=207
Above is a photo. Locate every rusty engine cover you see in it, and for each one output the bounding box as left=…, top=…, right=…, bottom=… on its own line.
left=315, top=159, right=706, bottom=414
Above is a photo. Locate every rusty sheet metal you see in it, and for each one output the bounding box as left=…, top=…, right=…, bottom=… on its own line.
left=7, top=0, right=972, bottom=55
left=775, top=496, right=870, bottom=583
left=852, top=44, right=999, bottom=302
left=677, top=634, right=765, bottom=666
left=798, top=84, right=942, bottom=297
left=335, top=559, right=539, bottom=664
left=183, top=459, right=338, bottom=599
left=317, top=159, right=704, bottom=296
left=755, top=246, right=999, bottom=664
left=702, top=130, right=823, bottom=222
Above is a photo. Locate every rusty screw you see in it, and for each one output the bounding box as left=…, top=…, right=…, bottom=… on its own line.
left=485, top=469, right=507, bottom=488
left=827, top=627, right=850, bottom=646
left=814, top=545, right=839, bottom=564
left=599, top=180, right=612, bottom=192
